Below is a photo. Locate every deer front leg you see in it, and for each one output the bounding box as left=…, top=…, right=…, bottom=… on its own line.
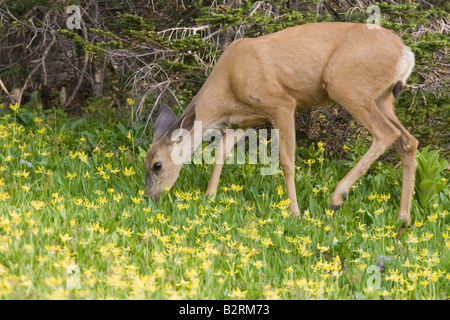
left=273, top=113, right=300, bottom=217
left=205, top=130, right=246, bottom=199
left=394, top=137, right=418, bottom=229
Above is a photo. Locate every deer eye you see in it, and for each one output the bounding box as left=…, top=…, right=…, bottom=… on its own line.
left=153, top=162, right=162, bottom=171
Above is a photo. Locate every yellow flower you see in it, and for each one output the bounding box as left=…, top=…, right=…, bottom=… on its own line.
left=31, top=200, right=45, bottom=210
left=427, top=213, right=438, bottom=222
left=127, top=98, right=135, bottom=105
left=317, top=244, right=330, bottom=253
left=263, top=285, right=281, bottom=300
left=123, top=166, right=136, bottom=176
left=66, top=172, right=77, bottom=180
left=175, top=203, right=190, bottom=210
left=116, top=227, right=133, bottom=237
left=39, top=150, right=50, bottom=157
left=131, top=196, right=143, bottom=204
left=419, top=280, right=429, bottom=286
left=78, top=152, right=87, bottom=163
left=9, top=103, right=19, bottom=111
left=185, top=269, right=198, bottom=278
left=122, top=211, right=131, bottom=218
left=325, top=209, right=334, bottom=217
left=60, top=234, right=72, bottom=242
left=280, top=247, right=293, bottom=254
left=142, top=207, right=151, bottom=213
left=201, top=260, right=212, bottom=270
left=36, top=256, right=48, bottom=264
left=113, top=193, right=123, bottom=202
left=261, top=237, right=274, bottom=247
left=230, top=184, right=243, bottom=192
left=285, top=266, right=294, bottom=273
left=276, top=185, right=285, bottom=195
left=229, top=287, right=247, bottom=299
left=0, top=191, right=11, bottom=201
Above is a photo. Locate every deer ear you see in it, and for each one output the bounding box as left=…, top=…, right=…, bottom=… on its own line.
left=153, top=105, right=177, bottom=141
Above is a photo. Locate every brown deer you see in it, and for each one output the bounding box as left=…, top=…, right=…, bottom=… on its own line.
left=144, top=22, right=417, bottom=228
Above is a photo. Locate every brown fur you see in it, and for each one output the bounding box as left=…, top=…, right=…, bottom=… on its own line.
left=145, top=22, right=417, bottom=228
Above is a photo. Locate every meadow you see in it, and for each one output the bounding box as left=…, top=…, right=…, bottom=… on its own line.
left=0, top=103, right=448, bottom=300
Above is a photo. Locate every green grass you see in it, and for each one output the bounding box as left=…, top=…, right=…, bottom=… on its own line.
left=0, top=104, right=448, bottom=300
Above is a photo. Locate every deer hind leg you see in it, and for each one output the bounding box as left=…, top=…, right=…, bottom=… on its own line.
left=330, top=100, right=402, bottom=212
left=205, top=129, right=246, bottom=199
left=377, top=95, right=418, bottom=227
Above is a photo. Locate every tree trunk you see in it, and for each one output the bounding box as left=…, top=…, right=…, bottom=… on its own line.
left=40, top=35, right=87, bottom=116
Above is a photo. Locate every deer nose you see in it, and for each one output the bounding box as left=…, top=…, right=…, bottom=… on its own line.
left=144, top=191, right=159, bottom=203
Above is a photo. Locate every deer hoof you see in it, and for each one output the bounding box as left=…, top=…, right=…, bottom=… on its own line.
left=397, top=222, right=407, bottom=237
left=330, top=192, right=348, bottom=212
left=330, top=204, right=341, bottom=211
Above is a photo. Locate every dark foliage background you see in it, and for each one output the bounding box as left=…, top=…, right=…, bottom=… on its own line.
left=0, top=0, right=448, bottom=156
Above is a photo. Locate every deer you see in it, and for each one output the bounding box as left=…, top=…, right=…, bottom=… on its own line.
left=144, top=22, right=417, bottom=230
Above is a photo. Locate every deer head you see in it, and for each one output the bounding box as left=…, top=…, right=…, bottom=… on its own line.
left=144, top=105, right=196, bottom=202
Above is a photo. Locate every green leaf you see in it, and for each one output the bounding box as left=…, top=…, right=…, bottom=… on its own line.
left=416, top=180, right=437, bottom=207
